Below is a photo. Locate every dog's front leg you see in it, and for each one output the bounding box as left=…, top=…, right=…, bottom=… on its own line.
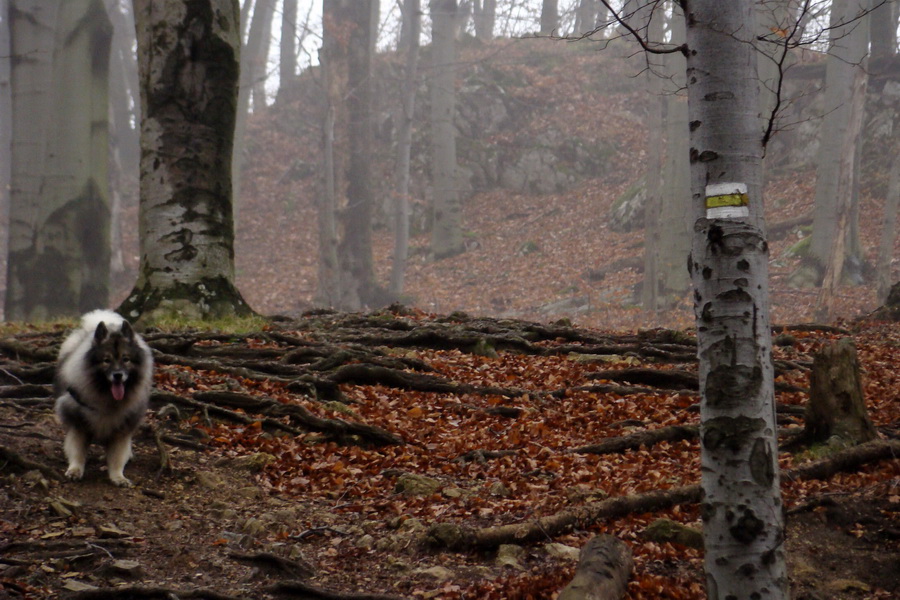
left=63, top=429, right=89, bottom=480
left=106, top=435, right=134, bottom=487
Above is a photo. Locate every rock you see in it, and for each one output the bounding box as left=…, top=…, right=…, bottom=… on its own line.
left=398, top=518, right=427, bottom=534
left=241, top=518, right=265, bottom=536
left=642, top=518, right=704, bottom=549
left=107, top=559, right=144, bottom=578
left=354, top=534, right=375, bottom=549
left=826, top=579, right=870, bottom=593
left=544, top=542, right=581, bottom=561
left=416, top=565, right=453, bottom=581
left=488, top=482, right=511, bottom=497
left=195, top=471, right=225, bottom=489
left=232, top=452, right=276, bottom=472
left=62, top=580, right=98, bottom=592
left=496, top=544, right=525, bottom=569
left=395, top=473, right=441, bottom=496
left=442, top=487, right=467, bottom=499
left=98, top=524, right=130, bottom=538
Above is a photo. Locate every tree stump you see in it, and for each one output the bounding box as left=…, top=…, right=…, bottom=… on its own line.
left=558, top=535, right=633, bottom=600
left=805, top=338, right=877, bottom=445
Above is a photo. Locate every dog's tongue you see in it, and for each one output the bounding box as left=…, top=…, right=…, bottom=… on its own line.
left=111, top=382, right=126, bottom=402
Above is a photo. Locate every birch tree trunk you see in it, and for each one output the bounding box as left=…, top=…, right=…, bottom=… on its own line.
left=430, top=0, right=464, bottom=260
left=6, top=0, right=112, bottom=321
left=390, top=0, right=421, bottom=297
left=120, top=0, right=251, bottom=322
left=684, top=1, right=787, bottom=597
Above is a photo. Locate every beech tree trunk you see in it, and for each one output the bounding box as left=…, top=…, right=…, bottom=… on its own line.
left=276, top=0, right=298, bottom=103
left=6, top=0, right=112, bottom=321
left=317, top=0, right=379, bottom=310
left=876, top=142, right=899, bottom=303
left=805, top=338, right=877, bottom=445
left=473, top=0, right=495, bottom=40
left=430, top=0, right=464, bottom=260
left=806, top=0, right=869, bottom=285
left=684, top=1, right=787, bottom=597
left=540, top=0, right=558, bottom=35
left=390, top=0, right=421, bottom=297
left=120, top=0, right=251, bottom=322
left=640, top=4, right=664, bottom=314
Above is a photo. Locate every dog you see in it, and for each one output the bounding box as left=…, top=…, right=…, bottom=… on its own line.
left=54, top=310, right=153, bottom=487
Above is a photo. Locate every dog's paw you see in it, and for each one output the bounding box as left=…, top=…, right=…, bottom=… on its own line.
left=109, top=474, right=134, bottom=488
left=64, top=465, right=84, bottom=480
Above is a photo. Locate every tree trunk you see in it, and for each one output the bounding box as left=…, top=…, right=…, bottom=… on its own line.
left=121, top=0, right=251, bottom=323
left=540, top=0, right=558, bottom=35
left=657, top=7, right=690, bottom=307
left=430, top=0, right=464, bottom=260
left=870, top=0, right=898, bottom=60
left=640, top=4, right=664, bottom=314
left=684, top=1, right=787, bottom=598
left=876, top=133, right=899, bottom=302
left=277, top=0, right=298, bottom=103
left=573, top=0, right=597, bottom=36
left=805, top=338, right=877, bottom=445
left=472, top=0, right=495, bottom=40
left=0, top=0, right=10, bottom=319
left=806, top=0, right=869, bottom=285
left=317, top=0, right=379, bottom=310
left=390, top=0, right=421, bottom=298
left=814, top=56, right=868, bottom=321
left=558, top=535, right=633, bottom=600
left=233, top=0, right=275, bottom=213
left=6, top=0, right=112, bottom=322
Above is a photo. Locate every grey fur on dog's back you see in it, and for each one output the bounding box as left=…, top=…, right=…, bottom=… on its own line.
left=54, top=310, right=153, bottom=485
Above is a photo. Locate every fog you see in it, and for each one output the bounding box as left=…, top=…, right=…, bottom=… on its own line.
left=2, top=0, right=898, bottom=329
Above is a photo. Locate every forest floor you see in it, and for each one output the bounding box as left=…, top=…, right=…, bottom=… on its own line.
left=0, top=310, right=898, bottom=600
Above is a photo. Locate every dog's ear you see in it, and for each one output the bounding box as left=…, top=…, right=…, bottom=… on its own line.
left=94, top=322, right=109, bottom=343
left=120, top=320, right=134, bottom=340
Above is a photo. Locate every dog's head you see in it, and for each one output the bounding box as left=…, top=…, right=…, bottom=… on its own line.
left=90, top=320, right=144, bottom=402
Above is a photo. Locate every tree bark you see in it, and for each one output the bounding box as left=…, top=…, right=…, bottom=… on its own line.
left=806, top=0, right=870, bottom=285
left=805, top=338, right=877, bottom=444
left=876, top=145, right=899, bottom=303
left=472, top=0, right=495, bottom=40
left=540, top=0, right=558, bottom=35
left=317, top=0, right=380, bottom=310
left=640, top=4, right=663, bottom=314
left=390, top=0, right=421, bottom=297
left=684, top=1, right=787, bottom=597
left=121, top=0, right=252, bottom=322
left=6, top=0, right=112, bottom=321
left=558, top=535, right=633, bottom=600
left=430, top=0, right=464, bottom=260
left=277, top=0, right=298, bottom=103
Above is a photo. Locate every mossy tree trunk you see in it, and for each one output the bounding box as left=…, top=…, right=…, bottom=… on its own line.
left=5, top=0, right=112, bottom=321
left=120, top=0, right=251, bottom=323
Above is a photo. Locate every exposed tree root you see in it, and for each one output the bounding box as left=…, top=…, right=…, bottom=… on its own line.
left=0, top=444, right=65, bottom=481
left=570, top=425, right=700, bottom=455
left=428, top=438, right=900, bottom=551
left=228, top=551, right=315, bottom=578
left=267, top=580, right=406, bottom=600
left=70, top=586, right=249, bottom=600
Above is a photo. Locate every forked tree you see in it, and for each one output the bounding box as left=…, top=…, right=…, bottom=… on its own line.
left=120, top=0, right=251, bottom=322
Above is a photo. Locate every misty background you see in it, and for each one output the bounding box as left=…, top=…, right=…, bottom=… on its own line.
left=2, top=0, right=898, bottom=329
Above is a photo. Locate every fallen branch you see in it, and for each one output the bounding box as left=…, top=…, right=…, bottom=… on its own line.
left=570, top=425, right=699, bottom=455
left=228, top=551, right=315, bottom=578
left=71, top=586, right=249, bottom=600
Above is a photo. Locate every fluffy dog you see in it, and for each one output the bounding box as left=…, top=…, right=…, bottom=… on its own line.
left=55, top=310, right=153, bottom=487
